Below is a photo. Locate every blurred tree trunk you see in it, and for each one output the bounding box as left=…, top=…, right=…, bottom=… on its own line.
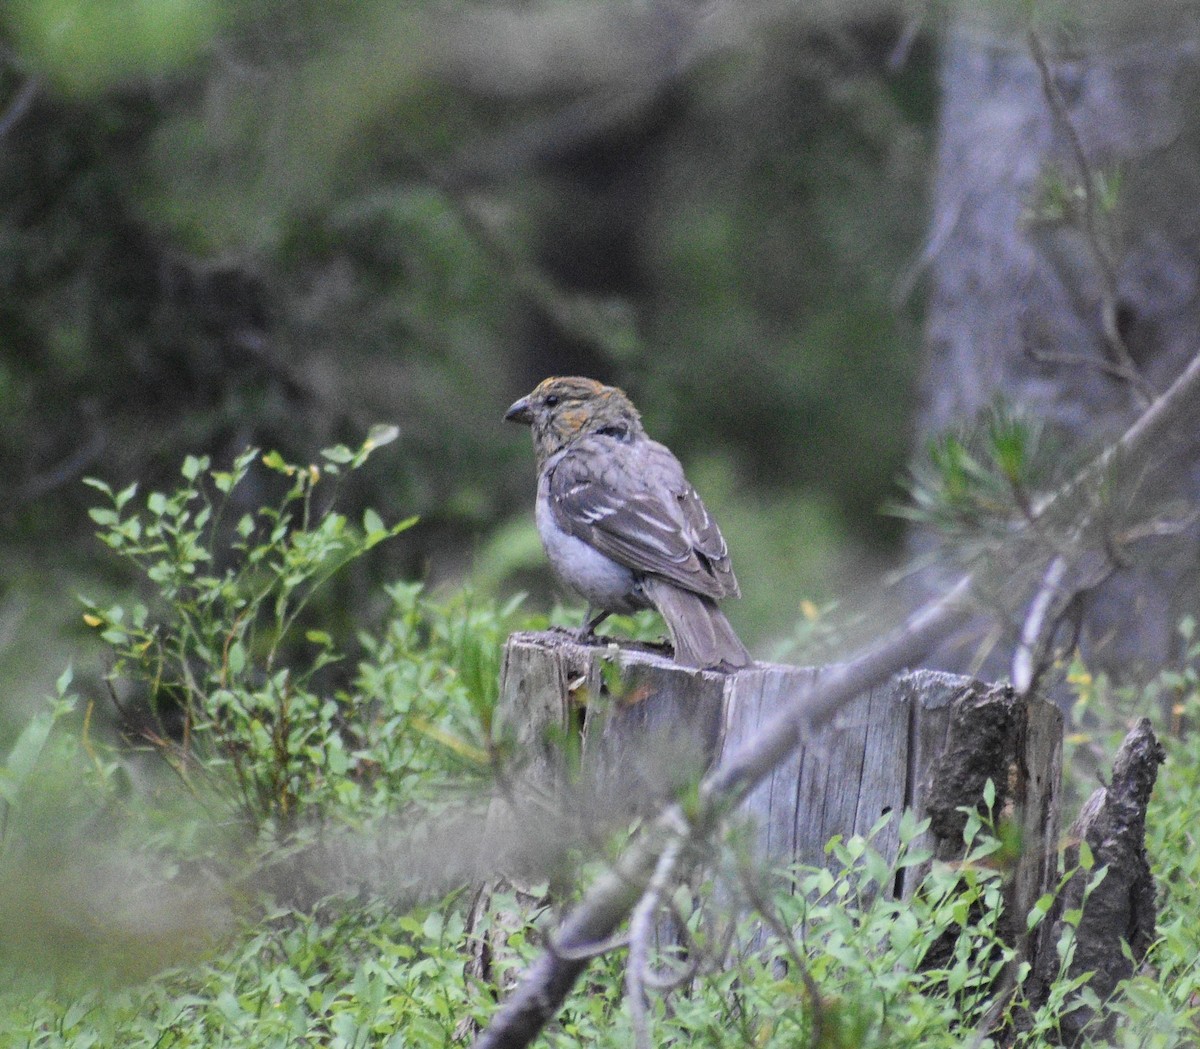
left=913, top=13, right=1200, bottom=681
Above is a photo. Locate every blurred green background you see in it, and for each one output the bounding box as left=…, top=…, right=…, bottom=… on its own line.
left=0, top=0, right=933, bottom=734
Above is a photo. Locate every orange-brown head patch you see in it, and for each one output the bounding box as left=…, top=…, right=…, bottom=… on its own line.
left=505, top=376, right=644, bottom=464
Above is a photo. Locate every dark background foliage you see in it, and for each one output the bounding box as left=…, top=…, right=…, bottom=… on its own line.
left=0, top=0, right=932, bottom=731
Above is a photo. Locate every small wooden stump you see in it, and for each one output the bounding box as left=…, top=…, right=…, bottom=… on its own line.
left=496, top=632, right=1063, bottom=930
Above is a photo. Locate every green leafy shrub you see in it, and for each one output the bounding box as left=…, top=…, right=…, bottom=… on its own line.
left=2, top=715, right=1198, bottom=1046
left=0, top=438, right=533, bottom=983
left=80, top=429, right=425, bottom=836
left=3, top=449, right=1200, bottom=1045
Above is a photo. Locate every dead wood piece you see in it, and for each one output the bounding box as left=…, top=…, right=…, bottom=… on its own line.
left=1031, top=718, right=1164, bottom=1045
left=494, top=630, right=728, bottom=816
left=496, top=636, right=1063, bottom=921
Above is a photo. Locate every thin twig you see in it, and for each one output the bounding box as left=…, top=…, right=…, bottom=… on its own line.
left=737, top=863, right=824, bottom=1049
left=1012, top=554, right=1068, bottom=696
left=626, top=837, right=684, bottom=1049
left=1027, top=28, right=1156, bottom=407
left=1023, top=343, right=1151, bottom=394
left=639, top=890, right=705, bottom=990
left=964, top=974, right=1019, bottom=1049
left=13, top=428, right=108, bottom=506
left=547, top=931, right=631, bottom=963
left=639, top=948, right=702, bottom=992
left=1115, top=508, right=1200, bottom=543
left=892, top=169, right=966, bottom=310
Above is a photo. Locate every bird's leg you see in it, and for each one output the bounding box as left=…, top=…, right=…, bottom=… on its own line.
left=577, top=606, right=610, bottom=642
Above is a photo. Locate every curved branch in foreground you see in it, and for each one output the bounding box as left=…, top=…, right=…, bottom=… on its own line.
left=471, top=349, right=1200, bottom=1049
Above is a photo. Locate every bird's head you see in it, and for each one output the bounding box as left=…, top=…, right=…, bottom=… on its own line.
left=505, top=376, right=644, bottom=463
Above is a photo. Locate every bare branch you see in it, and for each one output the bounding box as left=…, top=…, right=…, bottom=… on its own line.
left=474, top=581, right=972, bottom=1049
left=0, top=75, right=37, bottom=139
left=1012, top=554, right=1068, bottom=696
left=1115, top=507, right=1200, bottom=543
left=1022, top=342, right=1153, bottom=396
left=626, top=837, right=684, bottom=1049
left=546, top=931, right=631, bottom=963
left=14, top=427, right=108, bottom=507
left=1032, top=348, right=1200, bottom=520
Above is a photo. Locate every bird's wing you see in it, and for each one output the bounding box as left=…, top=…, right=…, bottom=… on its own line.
left=547, top=437, right=740, bottom=600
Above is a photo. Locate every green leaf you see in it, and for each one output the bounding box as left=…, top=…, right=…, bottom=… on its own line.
left=227, top=641, right=246, bottom=676
left=262, top=449, right=292, bottom=473
left=147, top=561, right=173, bottom=583
left=233, top=446, right=259, bottom=471
left=1027, top=893, right=1055, bottom=931
left=181, top=455, right=209, bottom=481
left=363, top=508, right=385, bottom=537
left=3, top=710, right=56, bottom=792
left=364, top=423, right=400, bottom=450
left=88, top=507, right=118, bottom=526
left=114, top=481, right=139, bottom=510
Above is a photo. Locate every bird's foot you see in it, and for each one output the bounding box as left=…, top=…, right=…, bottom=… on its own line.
left=575, top=607, right=611, bottom=645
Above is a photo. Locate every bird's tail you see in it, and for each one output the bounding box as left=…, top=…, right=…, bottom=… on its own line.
left=641, top=578, right=752, bottom=670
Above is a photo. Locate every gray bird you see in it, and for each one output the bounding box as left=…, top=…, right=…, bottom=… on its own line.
left=505, top=376, right=751, bottom=669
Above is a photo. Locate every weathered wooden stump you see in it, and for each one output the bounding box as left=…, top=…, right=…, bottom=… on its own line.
left=496, top=631, right=1063, bottom=934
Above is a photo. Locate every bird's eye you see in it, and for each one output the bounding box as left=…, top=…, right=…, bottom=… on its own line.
left=543, top=394, right=560, bottom=407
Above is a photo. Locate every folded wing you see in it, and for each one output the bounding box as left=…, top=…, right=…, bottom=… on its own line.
left=547, top=436, right=740, bottom=601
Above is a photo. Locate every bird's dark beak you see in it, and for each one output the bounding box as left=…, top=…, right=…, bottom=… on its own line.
left=504, top=396, right=534, bottom=425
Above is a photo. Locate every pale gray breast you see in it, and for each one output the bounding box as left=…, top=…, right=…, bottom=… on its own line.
left=535, top=466, right=646, bottom=614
